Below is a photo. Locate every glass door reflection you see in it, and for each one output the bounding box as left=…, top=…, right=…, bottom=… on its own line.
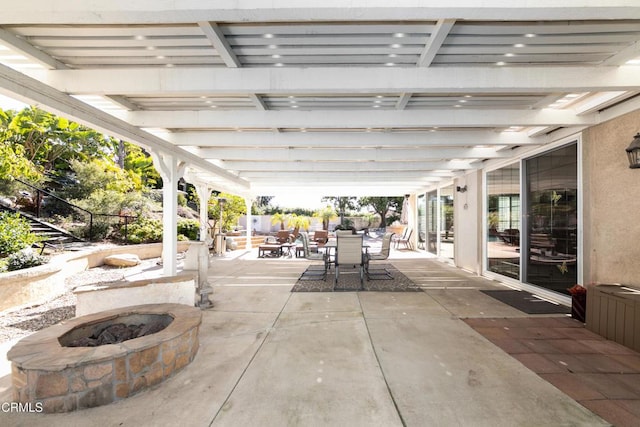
left=440, top=185, right=454, bottom=259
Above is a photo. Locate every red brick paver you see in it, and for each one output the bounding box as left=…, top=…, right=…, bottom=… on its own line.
left=465, top=317, right=640, bottom=427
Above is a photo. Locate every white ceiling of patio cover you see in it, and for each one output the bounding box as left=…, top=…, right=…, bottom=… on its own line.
left=0, top=1, right=639, bottom=198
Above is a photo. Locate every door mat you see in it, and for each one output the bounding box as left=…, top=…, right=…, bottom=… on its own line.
left=480, top=289, right=570, bottom=315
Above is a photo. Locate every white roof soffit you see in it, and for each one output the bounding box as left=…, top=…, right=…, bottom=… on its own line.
left=0, top=1, right=639, bottom=198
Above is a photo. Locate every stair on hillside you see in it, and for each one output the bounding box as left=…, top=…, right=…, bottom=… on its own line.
left=0, top=204, right=80, bottom=249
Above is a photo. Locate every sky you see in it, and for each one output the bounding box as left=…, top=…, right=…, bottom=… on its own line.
left=0, top=94, right=28, bottom=110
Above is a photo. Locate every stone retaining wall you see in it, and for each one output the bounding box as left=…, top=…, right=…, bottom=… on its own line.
left=0, top=242, right=191, bottom=312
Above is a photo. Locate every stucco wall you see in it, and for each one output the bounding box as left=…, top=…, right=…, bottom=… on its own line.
left=583, top=109, right=640, bottom=285
left=454, top=170, right=483, bottom=273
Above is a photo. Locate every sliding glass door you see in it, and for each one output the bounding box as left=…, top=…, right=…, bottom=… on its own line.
left=486, top=163, right=520, bottom=279
left=524, top=143, right=578, bottom=294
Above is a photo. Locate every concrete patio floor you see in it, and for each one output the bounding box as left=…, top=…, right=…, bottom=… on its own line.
left=0, top=248, right=614, bottom=426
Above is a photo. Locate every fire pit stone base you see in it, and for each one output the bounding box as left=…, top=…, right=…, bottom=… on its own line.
left=7, top=303, right=201, bottom=413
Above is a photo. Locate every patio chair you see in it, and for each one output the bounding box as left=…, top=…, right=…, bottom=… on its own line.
left=334, top=234, right=364, bottom=290
left=299, top=232, right=328, bottom=279
left=365, top=232, right=394, bottom=280
left=392, top=226, right=408, bottom=248
left=396, top=227, right=413, bottom=250
left=276, top=230, right=291, bottom=244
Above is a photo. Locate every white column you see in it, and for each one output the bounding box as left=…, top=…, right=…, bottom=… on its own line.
left=195, top=184, right=214, bottom=244
left=151, top=151, right=185, bottom=276
left=245, top=197, right=253, bottom=249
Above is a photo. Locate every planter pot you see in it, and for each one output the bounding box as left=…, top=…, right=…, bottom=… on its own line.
left=571, top=293, right=587, bottom=323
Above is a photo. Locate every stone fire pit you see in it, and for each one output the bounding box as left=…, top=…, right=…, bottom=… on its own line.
left=7, top=303, right=201, bottom=413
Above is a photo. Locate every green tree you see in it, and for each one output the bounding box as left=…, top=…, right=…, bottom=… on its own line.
left=0, top=110, right=43, bottom=183
left=270, top=212, right=287, bottom=230
left=321, top=196, right=357, bottom=226
left=357, top=196, right=404, bottom=229
left=64, top=159, right=138, bottom=200
left=286, top=213, right=310, bottom=235
left=208, top=193, right=246, bottom=233
left=3, top=107, right=112, bottom=172
left=313, top=205, right=337, bottom=230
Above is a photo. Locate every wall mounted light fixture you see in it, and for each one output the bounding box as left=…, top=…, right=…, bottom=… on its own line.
left=626, top=132, right=640, bottom=169
left=456, top=185, right=468, bottom=193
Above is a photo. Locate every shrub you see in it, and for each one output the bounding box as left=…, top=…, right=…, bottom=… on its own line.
left=127, top=216, right=163, bottom=244
left=6, top=249, right=48, bottom=271
left=177, top=218, right=200, bottom=240
left=0, top=212, right=39, bottom=257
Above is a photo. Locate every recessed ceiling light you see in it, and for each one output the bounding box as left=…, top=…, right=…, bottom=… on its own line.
left=388, top=54, right=397, bottom=58
left=496, top=61, right=506, bottom=66
left=156, top=55, right=165, bottom=59
left=464, top=95, right=472, bottom=98
left=264, top=33, right=274, bottom=38
left=205, top=100, right=212, bottom=104
left=300, top=128, right=307, bottom=132
left=268, top=44, right=277, bottom=49
left=290, top=100, right=296, bottom=104
left=524, top=33, right=536, bottom=38
left=272, top=54, right=281, bottom=59
left=459, top=100, right=467, bottom=103
left=274, top=63, right=284, bottom=67
left=514, top=43, right=525, bottom=48
left=504, top=53, right=515, bottom=57
left=288, top=96, right=295, bottom=99
left=391, top=44, right=402, bottom=49
left=146, top=46, right=155, bottom=50
left=291, top=105, right=298, bottom=108
left=375, top=100, right=382, bottom=104
left=210, top=105, right=217, bottom=108
left=376, top=95, right=383, bottom=98
left=165, top=63, right=174, bottom=67
left=454, top=104, right=462, bottom=108
left=385, top=62, right=395, bottom=66
left=373, top=105, right=380, bottom=108
left=393, top=33, right=406, bottom=38
left=134, top=35, right=146, bottom=40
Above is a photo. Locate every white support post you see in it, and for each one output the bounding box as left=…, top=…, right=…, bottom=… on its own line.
left=195, top=184, right=214, bottom=245
left=151, top=151, right=184, bottom=277
left=245, top=197, right=253, bottom=250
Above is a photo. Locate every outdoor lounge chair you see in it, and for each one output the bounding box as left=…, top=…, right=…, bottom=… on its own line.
left=334, top=234, right=364, bottom=290
left=365, top=232, right=394, bottom=280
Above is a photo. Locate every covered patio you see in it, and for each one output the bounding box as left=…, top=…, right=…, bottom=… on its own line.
left=1, top=250, right=629, bottom=425
left=1, top=2, right=640, bottom=425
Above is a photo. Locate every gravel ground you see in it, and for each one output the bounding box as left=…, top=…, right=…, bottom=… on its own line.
left=0, top=258, right=160, bottom=344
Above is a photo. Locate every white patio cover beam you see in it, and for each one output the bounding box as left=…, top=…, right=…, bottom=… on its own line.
left=127, top=109, right=593, bottom=129
left=2, top=1, right=639, bottom=23
left=418, top=19, right=455, bottom=67
left=39, top=66, right=640, bottom=95
left=168, top=130, right=536, bottom=147
left=197, top=21, right=240, bottom=68
left=221, top=160, right=475, bottom=172
left=197, top=147, right=510, bottom=161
